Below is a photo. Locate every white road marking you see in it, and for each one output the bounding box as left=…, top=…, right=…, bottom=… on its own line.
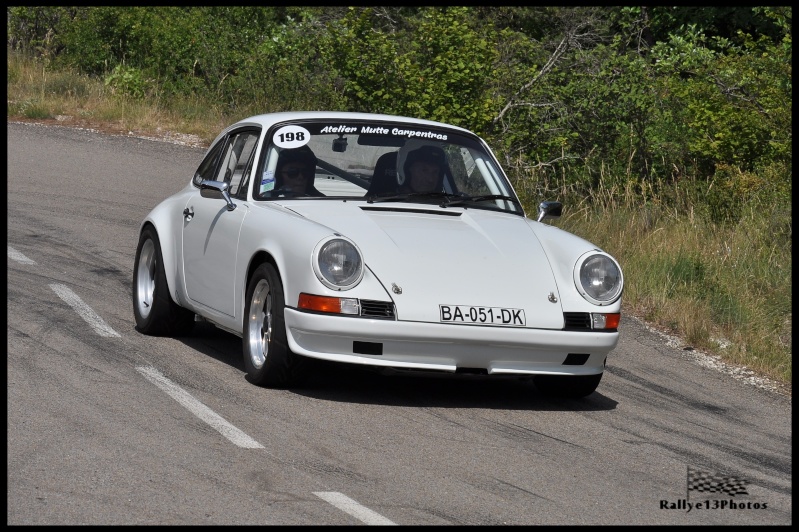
left=313, top=492, right=397, bottom=525
left=8, top=246, right=36, bottom=264
left=137, top=367, right=393, bottom=520
left=49, top=283, right=121, bottom=338
left=136, top=365, right=265, bottom=449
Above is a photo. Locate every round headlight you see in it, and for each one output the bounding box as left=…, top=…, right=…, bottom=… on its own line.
left=573, top=252, right=623, bottom=305
left=313, top=237, right=364, bottom=290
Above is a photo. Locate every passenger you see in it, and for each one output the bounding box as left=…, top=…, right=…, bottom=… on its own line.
left=274, top=145, right=323, bottom=196
left=399, top=145, right=447, bottom=194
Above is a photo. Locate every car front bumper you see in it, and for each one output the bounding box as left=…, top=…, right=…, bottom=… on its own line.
left=284, top=309, right=618, bottom=376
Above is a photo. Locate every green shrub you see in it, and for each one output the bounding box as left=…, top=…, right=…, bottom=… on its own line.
left=104, top=64, right=150, bottom=99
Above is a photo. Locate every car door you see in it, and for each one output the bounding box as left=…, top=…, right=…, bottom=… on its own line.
left=182, top=129, right=259, bottom=316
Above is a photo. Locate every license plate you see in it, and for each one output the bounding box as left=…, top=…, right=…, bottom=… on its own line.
left=439, top=305, right=526, bottom=326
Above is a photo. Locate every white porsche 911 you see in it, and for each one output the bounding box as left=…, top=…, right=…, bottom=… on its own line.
left=132, top=111, right=623, bottom=397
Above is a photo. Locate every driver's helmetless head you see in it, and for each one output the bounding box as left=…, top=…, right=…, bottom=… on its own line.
left=275, top=146, right=318, bottom=193
left=402, top=146, right=446, bottom=193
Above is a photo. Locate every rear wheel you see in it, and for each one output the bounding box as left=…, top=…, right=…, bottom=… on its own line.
left=132, top=226, right=195, bottom=336
left=242, top=263, right=308, bottom=387
left=534, top=373, right=602, bottom=398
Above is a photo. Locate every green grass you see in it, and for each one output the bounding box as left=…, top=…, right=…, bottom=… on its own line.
left=7, top=50, right=791, bottom=388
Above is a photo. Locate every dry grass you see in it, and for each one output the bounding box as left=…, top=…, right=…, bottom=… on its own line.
left=7, top=51, right=224, bottom=144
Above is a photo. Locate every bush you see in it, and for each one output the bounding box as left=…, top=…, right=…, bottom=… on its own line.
left=104, top=64, right=150, bottom=99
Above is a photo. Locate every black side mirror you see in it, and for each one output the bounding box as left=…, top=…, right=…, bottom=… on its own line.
left=537, top=201, right=562, bottom=222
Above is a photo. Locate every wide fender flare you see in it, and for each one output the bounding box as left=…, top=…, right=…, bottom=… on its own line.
left=138, top=193, right=191, bottom=308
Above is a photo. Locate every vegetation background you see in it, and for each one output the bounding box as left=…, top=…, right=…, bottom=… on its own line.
left=6, top=6, right=791, bottom=388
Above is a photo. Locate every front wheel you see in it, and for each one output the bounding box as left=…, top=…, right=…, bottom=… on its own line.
left=534, top=373, right=602, bottom=398
left=242, top=263, right=308, bottom=388
left=132, top=226, right=194, bottom=336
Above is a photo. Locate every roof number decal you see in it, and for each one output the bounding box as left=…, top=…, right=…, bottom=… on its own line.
left=273, top=125, right=311, bottom=149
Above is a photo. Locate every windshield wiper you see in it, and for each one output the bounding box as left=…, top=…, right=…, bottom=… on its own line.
left=367, top=192, right=461, bottom=204
left=441, top=194, right=522, bottom=208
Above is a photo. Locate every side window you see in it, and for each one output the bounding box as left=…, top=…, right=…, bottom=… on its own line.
left=193, top=140, right=225, bottom=186
left=228, top=132, right=260, bottom=197
left=192, top=129, right=261, bottom=191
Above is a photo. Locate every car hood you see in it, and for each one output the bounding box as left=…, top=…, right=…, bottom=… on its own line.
left=285, top=202, right=565, bottom=328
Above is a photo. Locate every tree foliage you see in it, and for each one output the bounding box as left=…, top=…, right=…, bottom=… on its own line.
left=324, top=7, right=499, bottom=129
left=7, top=6, right=792, bottom=221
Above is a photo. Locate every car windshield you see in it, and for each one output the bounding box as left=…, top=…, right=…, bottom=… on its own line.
left=255, top=119, right=523, bottom=215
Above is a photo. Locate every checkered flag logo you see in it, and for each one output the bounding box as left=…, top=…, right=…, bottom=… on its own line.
left=687, top=466, right=749, bottom=498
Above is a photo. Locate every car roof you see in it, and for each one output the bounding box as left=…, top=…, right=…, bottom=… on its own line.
left=229, top=111, right=475, bottom=135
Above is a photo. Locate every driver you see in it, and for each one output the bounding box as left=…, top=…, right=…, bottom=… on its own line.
left=274, top=145, right=323, bottom=196
left=399, top=145, right=447, bottom=194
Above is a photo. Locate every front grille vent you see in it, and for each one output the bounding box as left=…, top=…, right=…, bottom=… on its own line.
left=563, top=312, right=592, bottom=331
left=360, top=300, right=396, bottom=319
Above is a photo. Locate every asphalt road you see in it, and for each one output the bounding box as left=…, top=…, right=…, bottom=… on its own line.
left=6, top=121, right=791, bottom=525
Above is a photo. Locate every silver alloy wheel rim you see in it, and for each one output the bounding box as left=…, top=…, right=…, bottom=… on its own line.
left=136, top=239, right=156, bottom=319
left=247, top=279, right=272, bottom=370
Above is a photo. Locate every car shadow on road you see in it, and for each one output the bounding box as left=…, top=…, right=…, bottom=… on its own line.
left=295, top=360, right=619, bottom=412
left=176, top=321, right=618, bottom=412
left=174, top=321, right=247, bottom=372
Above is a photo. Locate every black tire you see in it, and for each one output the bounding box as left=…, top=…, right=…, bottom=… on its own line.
left=242, top=263, right=308, bottom=388
left=534, top=373, right=602, bottom=398
left=132, top=226, right=194, bottom=336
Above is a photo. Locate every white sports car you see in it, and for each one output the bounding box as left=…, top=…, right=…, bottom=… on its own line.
left=132, top=112, right=623, bottom=397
